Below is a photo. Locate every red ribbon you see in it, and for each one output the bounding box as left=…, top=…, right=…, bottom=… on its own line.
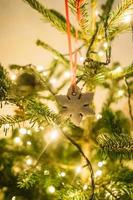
left=65, top=0, right=83, bottom=91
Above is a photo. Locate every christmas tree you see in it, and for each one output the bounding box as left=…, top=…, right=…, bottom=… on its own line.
left=0, top=0, right=133, bottom=199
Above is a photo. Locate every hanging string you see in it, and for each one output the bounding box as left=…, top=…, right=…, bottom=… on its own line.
left=65, top=0, right=76, bottom=91
left=65, top=0, right=84, bottom=92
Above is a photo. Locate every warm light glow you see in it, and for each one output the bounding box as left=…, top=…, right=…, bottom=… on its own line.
left=96, top=114, right=102, bottom=120
left=43, top=71, right=48, bottom=76
left=103, top=42, right=108, bottom=49
left=19, top=128, right=27, bottom=135
left=112, top=66, right=123, bottom=74
left=25, top=157, right=33, bottom=166
left=60, top=171, right=66, bottom=177
left=95, top=170, right=102, bottom=177
left=49, top=129, right=60, bottom=141
left=14, top=137, right=21, bottom=144
left=44, top=170, right=50, bottom=175
left=36, top=65, right=45, bottom=72
left=47, top=185, right=55, bottom=193
left=27, top=141, right=32, bottom=145
left=95, top=10, right=99, bottom=17
left=4, top=124, right=10, bottom=129
left=117, top=89, right=124, bottom=97
left=10, top=73, right=17, bottom=81
left=98, top=50, right=104, bottom=57
left=83, top=184, right=88, bottom=190
left=64, top=71, right=71, bottom=79
left=12, top=196, right=16, bottom=200
left=50, top=78, right=57, bottom=86
left=122, top=15, right=132, bottom=23
left=79, top=56, right=85, bottom=63
left=75, top=166, right=82, bottom=174
left=98, top=161, right=104, bottom=167
left=98, top=35, right=102, bottom=40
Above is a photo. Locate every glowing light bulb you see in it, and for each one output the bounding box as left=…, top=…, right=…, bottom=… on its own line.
left=98, top=35, right=102, bottom=40
left=10, top=73, right=17, bottom=81
left=79, top=56, right=85, bottom=63
left=19, top=128, right=27, bottom=135
left=14, top=137, right=21, bottom=145
left=49, top=129, right=59, bottom=141
left=12, top=196, right=16, bottom=200
left=103, top=42, right=108, bottom=49
left=47, top=185, right=55, bottom=194
left=98, top=161, right=104, bottom=167
left=36, top=65, right=44, bottom=72
left=25, top=157, right=33, bottom=166
left=117, top=89, right=124, bottom=97
left=60, top=172, right=66, bottom=177
left=98, top=50, right=104, bottom=57
left=95, top=170, right=102, bottom=177
left=113, top=66, right=123, bottom=74
left=4, top=124, right=10, bottom=129
left=96, top=114, right=102, bottom=120
left=44, top=170, right=49, bottom=175
left=43, top=71, right=48, bottom=76
left=50, top=78, right=57, bottom=86
left=123, top=15, right=132, bottom=23
left=27, top=141, right=32, bottom=145
left=75, top=166, right=82, bottom=174
left=95, top=10, right=99, bottom=17
left=64, top=71, right=71, bottom=79
left=83, top=184, right=88, bottom=190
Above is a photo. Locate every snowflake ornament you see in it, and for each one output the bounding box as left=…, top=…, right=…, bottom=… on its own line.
left=56, top=85, right=95, bottom=126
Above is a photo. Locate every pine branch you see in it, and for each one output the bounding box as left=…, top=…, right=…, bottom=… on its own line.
left=108, top=0, right=133, bottom=38
left=97, top=133, right=133, bottom=159
left=23, top=0, right=76, bottom=36
left=24, top=99, right=61, bottom=126
left=36, top=40, right=69, bottom=67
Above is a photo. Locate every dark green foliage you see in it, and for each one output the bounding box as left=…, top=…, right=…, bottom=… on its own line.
left=92, top=108, right=131, bottom=137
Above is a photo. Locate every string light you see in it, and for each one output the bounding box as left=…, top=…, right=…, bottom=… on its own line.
left=60, top=172, right=66, bottom=177
left=43, top=71, right=48, bottom=76
left=96, top=114, right=102, bottom=120
left=95, top=170, right=102, bottom=177
left=47, top=185, right=55, bottom=194
left=25, top=157, right=33, bottom=166
left=14, top=137, right=21, bottom=145
left=98, top=35, right=102, bottom=40
left=103, top=42, right=108, bottom=49
left=64, top=71, right=71, bottom=79
left=44, top=170, right=50, bottom=175
left=49, top=129, right=59, bottom=141
left=98, top=161, right=104, bottom=167
left=10, top=73, right=17, bottom=81
left=4, top=124, right=10, bottom=129
left=122, top=15, right=132, bottom=23
left=112, top=66, right=123, bottom=74
left=27, top=141, right=32, bottom=146
left=79, top=56, right=85, bottom=63
left=36, top=65, right=45, bottom=72
left=117, top=89, right=124, bottom=97
left=12, top=196, right=16, bottom=200
left=50, top=78, right=57, bottom=86
left=19, top=128, right=27, bottom=135
left=75, top=166, right=82, bottom=174
left=95, top=10, right=99, bottom=17
left=83, top=184, right=88, bottom=190
left=98, top=50, right=104, bottom=57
